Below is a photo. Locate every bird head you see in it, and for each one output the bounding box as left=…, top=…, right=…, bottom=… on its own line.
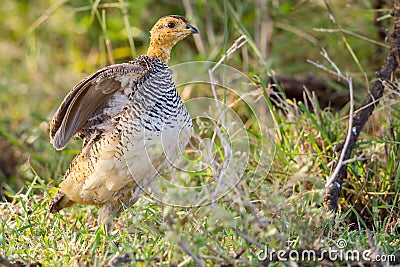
left=147, top=15, right=199, bottom=64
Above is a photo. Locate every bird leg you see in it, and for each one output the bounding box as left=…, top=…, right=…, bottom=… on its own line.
left=98, top=203, right=120, bottom=232
left=98, top=186, right=144, bottom=232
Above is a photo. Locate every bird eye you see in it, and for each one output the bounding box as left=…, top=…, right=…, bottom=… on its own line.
left=167, top=22, right=176, bottom=28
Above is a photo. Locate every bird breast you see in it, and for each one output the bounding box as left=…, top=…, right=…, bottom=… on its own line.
left=121, top=67, right=193, bottom=178
left=107, top=65, right=193, bottom=192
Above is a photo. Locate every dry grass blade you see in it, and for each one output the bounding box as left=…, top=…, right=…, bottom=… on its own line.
left=182, top=0, right=206, bottom=57
left=118, top=0, right=136, bottom=57
left=27, top=0, right=69, bottom=33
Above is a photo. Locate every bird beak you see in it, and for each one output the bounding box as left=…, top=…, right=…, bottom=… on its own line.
left=186, top=24, right=199, bottom=34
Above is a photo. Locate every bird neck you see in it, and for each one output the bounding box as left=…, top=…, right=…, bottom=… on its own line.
left=146, top=39, right=173, bottom=64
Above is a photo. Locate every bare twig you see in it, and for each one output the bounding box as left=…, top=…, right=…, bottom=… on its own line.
left=308, top=50, right=355, bottom=196
left=211, top=35, right=248, bottom=73
left=232, top=227, right=264, bottom=248
left=207, top=35, right=248, bottom=202
left=307, top=49, right=347, bottom=79
left=323, top=0, right=400, bottom=210
left=211, top=120, right=232, bottom=200
left=208, top=35, right=248, bottom=122
left=178, top=238, right=205, bottom=267
left=313, top=28, right=390, bottom=49
left=341, top=156, right=370, bottom=165
left=324, top=77, right=354, bottom=191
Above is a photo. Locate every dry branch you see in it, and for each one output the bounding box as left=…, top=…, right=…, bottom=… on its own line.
left=324, top=0, right=400, bottom=210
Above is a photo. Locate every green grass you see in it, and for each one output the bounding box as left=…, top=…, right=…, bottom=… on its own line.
left=1, top=0, right=399, bottom=266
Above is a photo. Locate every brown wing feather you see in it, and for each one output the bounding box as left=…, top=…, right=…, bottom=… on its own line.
left=50, top=62, right=149, bottom=150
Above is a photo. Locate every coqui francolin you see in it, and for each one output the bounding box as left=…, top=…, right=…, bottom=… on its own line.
left=49, top=15, right=198, bottom=229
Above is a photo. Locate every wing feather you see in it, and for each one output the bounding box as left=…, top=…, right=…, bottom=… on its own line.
left=50, top=61, right=149, bottom=150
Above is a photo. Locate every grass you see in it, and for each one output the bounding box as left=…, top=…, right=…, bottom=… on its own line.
left=1, top=0, right=399, bottom=266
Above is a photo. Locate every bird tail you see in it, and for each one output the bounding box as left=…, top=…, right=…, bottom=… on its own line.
left=49, top=191, right=74, bottom=213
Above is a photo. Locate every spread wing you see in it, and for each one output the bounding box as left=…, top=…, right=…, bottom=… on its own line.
left=50, top=61, right=149, bottom=150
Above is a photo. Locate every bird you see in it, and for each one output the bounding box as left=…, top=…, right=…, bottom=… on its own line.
left=48, top=15, right=198, bottom=229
